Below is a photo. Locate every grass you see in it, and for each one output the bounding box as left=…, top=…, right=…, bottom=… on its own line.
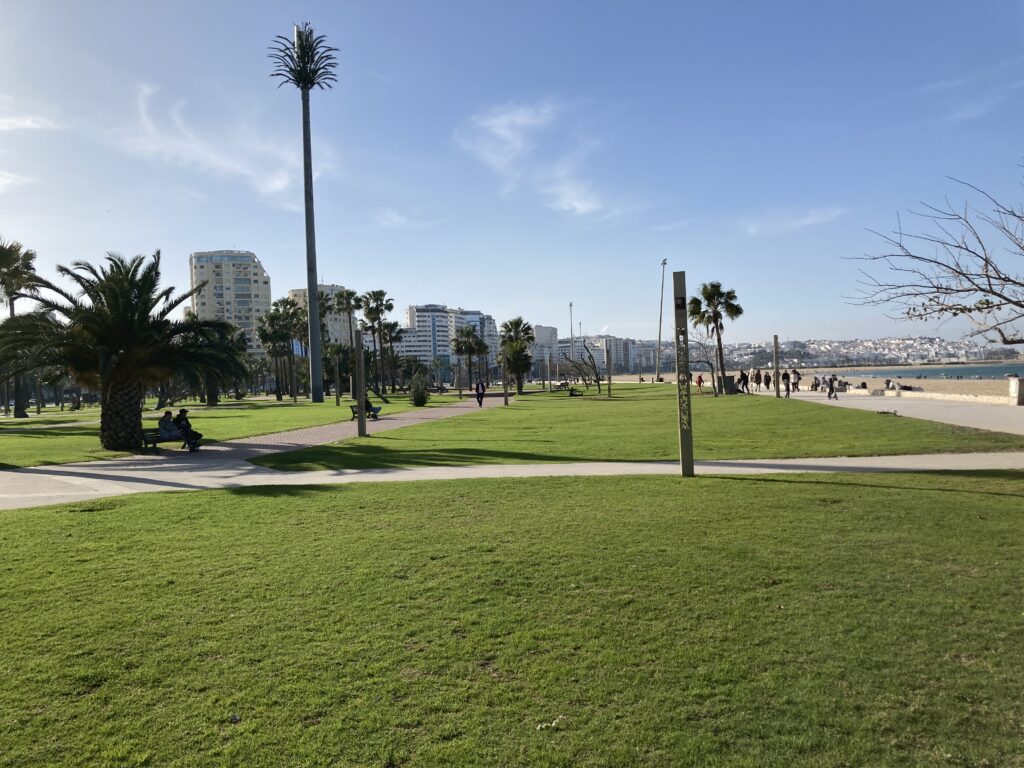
left=254, top=384, right=1024, bottom=471
left=0, top=394, right=454, bottom=469
left=2, top=472, right=1023, bottom=766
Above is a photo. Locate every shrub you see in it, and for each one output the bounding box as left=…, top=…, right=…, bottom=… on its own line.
left=409, top=373, right=431, bottom=407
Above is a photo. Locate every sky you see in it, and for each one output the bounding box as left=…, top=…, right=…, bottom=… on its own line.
left=2, top=0, right=1023, bottom=343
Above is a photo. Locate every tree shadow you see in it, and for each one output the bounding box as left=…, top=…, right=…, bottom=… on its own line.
left=710, top=470, right=1024, bottom=500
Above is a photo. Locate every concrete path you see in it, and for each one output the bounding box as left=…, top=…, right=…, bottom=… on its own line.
left=2, top=391, right=1022, bottom=511
left=754, top=386, right=1024, bottom=435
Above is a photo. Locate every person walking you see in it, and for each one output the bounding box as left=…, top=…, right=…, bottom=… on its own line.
left=791, top=369, right=801, bottom=392
left=474, top=378, right=486, bottom=407
left=739, top=369, right=750, bottom=394
left=764, top=371, right=772, bottom=391
left=781, top=370, right=791, bottom=398
left=696, top=373, right=704, bottom=392
left=827, top=375, right=838, bottom=400
left=754, top=369, right=762, bottom=392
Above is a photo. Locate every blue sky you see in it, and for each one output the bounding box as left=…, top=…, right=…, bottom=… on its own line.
left=2, top=1, right=1023, bottom=342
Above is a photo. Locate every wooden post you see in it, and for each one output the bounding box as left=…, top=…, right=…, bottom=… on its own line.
left=334, top=355, right=341, bottom=406
left=605, top=346, right=613, bottom=397
left=773, top=335, right=781, bottom=398
left=354, top=330, right=367, bottom=436
left=672, top=271, right=695, bottom=477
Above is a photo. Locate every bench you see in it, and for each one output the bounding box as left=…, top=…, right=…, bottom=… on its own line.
left=553, top=382, right=569, bottom=391
left=349, top=405, right=380, bottom=420
left=142, top=428, right=188, bottom=452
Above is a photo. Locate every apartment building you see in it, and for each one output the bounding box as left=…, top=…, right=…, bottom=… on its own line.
left=189, top=250, right=272, bottom=355
left=287, top=284, right=355, bottom=347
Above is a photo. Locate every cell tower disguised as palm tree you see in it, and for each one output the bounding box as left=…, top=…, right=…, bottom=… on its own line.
left=269, top=22, right=338, bottom=403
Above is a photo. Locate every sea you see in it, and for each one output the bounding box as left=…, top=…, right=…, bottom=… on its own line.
left=826, top=362, right=1024, bottom=380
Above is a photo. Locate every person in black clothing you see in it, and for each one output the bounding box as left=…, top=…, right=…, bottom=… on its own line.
left=781, top=370, right=791, bottom=398
left=173, top=409, right=202, bottom=451
left=363, top=397, right=382, bottom=419
left=474, top=379, right=486, bottom=407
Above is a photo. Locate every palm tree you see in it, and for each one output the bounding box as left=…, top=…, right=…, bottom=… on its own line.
left=687, top=281, right=743, bottom=394
left=380, top=320, right=403, bottom=392
left=333, top=288, right=360, bottom=395
left=269, top=22, right=338, bottom=404
left=257, top=304, right=295, bottom=400
left=0, top=252, right=247, bottom=449
left=0, top=237, right=38, bottom=418
left=499, top=316, right=535, bottom=394
left=452, top=325, right=482, bottom=388
left=358, top=290, right=393, bottom=391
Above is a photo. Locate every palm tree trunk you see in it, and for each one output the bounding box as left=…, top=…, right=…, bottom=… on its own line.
left=300, top=87, right=324, bottom=403
left=100, top=376, right=144, bottom=450
left=348, top=311, right=355, bottom=397
left=10, top=303, right=27, bottom=418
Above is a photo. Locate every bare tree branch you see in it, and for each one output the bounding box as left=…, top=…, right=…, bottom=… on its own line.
left=850, top=177, right=1024, bottom=344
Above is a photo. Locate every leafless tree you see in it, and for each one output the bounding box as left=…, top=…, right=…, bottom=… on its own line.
left=854, top=177, right=1024, bottom=345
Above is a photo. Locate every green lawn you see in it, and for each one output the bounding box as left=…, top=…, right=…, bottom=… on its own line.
left=2, top=472, right=1023, bottom=766
left=0, top=394, right=451, bottom=469
left=255, top=384, right=1024, bottom=471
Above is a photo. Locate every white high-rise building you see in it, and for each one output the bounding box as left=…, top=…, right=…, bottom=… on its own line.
left=287, top=284, right=355, bottom=347
left=189, top=250, right=272, bottom=356
left=400, top=304, right=453, bottom=368
left=393, top=305, right=500, bottom=373
left=531, top=325, right=558, bottom=373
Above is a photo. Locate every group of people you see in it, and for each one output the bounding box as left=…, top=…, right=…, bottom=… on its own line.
left=736, top=368, right=803, bottom=397
left=157, top=408, right=203, bottom=451
left=810, top=374, right=841, bottom=399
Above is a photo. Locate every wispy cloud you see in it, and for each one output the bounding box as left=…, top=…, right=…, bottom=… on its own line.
left=0, top=115, right=57, bottom=131
left=542, top=176, right=602, bottom=215
left=0, top=169, right=29, bottom=194
left=374, top=208, right=448, bottom=229
left=0, top=95, right=59, bottom=131
left=742, top=206, right=847, bottom=237
left=651, top=218, right=694, bottom=232
left=456, top=98, right=558, bottom=190
left=121, top=84, right=306, bottom=206
left=918, top=54, right=1024, bottom=94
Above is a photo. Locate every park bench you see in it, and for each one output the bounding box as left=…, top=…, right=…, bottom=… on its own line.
left=553, top=382, right=569, bottom=391
left=348, top=405, right=380, bottom=421
left=142, top=428, right=189, bottom=452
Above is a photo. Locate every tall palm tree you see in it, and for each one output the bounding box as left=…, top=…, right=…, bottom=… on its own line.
left=0, top=252, right=247, bottom=449
left=499, top=316, right=535, bottom=394
left=687, top=281, right=743, bottom=394
left=333, top=288, right=360, bottom=395
left=0, top=237, right=39, bottom=418
left=452, top=325, right=482, bottom=388
left=269, top=22, right=338, bottom=403
left=257, top=304, right=295, bottom=400
left=380, top=320, right=403, bottom=392
left=359, top=290, right=393, bottom=391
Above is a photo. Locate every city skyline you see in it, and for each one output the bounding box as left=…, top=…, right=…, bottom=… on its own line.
left=3, top=2, right=1024, bottom=343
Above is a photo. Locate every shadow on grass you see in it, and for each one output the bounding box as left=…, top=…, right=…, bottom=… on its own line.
left=713, top=470, right=1024, bottom=499
left=252, top=443, right=612, bottom=471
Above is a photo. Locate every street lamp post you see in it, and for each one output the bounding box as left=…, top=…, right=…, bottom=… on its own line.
left=569, top=301, right=574, bottom=361
left=655, top=258, right=668, bottom=383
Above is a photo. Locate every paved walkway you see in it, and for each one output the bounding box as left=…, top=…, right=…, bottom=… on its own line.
left=753, top=386, right=1024, bottom=435
left=1, top=392, right=1022, bottom=511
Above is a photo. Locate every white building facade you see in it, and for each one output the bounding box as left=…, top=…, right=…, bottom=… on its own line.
left=189, top=250, right=272, bottom=356
left=287, top=284, right=355, bottom=347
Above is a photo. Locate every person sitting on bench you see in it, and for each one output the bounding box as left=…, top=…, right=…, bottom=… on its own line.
left=158, top=410, right=183, bottom=443
left=363, top=397, right=382, bottom=419
left=172, top=408, right=203, bottom=451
